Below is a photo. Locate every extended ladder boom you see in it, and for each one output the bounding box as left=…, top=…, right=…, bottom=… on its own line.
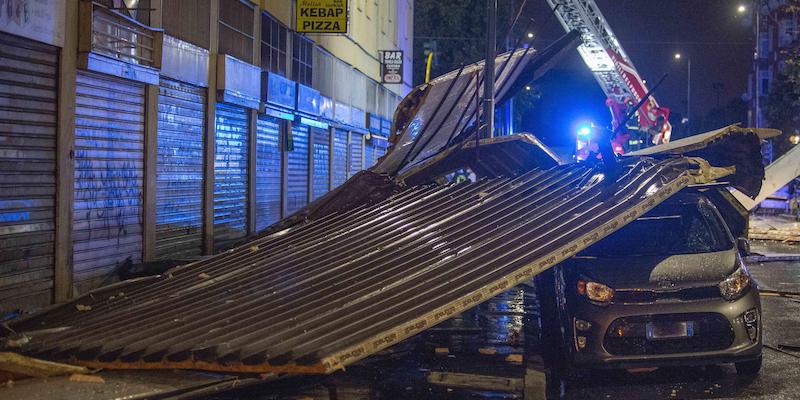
left=546, top=0, right=672, bottom=144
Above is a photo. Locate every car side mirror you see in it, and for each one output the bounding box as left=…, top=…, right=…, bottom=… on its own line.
left=737, top=237, right=751, bottom=256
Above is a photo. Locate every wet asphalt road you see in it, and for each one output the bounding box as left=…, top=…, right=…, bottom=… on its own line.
left=210, top=258, right=800, bottom=400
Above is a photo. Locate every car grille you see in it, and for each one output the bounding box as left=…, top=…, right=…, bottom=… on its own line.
left=604, top=313, right=734, bottom=356
left=613, top=286, right=720, bottom=304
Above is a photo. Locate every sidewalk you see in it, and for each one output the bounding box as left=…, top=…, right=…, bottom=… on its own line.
left=749, top=213, right=800, bottom=243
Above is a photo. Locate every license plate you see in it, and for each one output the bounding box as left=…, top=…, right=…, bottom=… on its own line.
left=646, top=321, right=694, bottom=340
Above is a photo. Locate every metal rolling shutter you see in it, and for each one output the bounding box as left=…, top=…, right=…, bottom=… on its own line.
left=214, top=103, right=248, bottom=252
left=348, top=132, right=364, bottom=178
left=331, top=128, right=348, bottom=188
left=155, top=79, right=205, bottom=260
left=364, top=141, right=376, bottom=168
left=0, top=32, right=57, bottom=311
left=286, top=123, right=309, bottom=215
left=255, top=115, right=281, bottom=231
left=311, top=127, right=330, bottom=200
left=73, top=72, right=145, bottom=293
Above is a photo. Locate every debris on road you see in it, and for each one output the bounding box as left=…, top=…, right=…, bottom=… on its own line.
left=68, top=373, right=105, bottom=383
left=0, top=352, right=88, bottom=378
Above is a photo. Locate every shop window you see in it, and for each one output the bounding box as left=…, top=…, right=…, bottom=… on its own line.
left=293, top=34, right=313, bottom=86
left=219, top=0, right=255, bottom=63
left=162, top=0, right=211, bottom=48
left=261, top=13, right=288, bottom=76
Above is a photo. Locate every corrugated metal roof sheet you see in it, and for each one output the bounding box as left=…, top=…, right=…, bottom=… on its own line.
left=376, top=31, right=581, bottom=176
left=4, top=155, right=732, bottom=374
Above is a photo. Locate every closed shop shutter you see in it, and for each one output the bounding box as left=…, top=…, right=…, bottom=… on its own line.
left=73, top=72, right=145, bottom=293
left=376, top=143, right=387, bottom=160
left=331, top=128, right=348, bottom=188
left=0, top=32, right=57, bottom=311
left=255, top=115, right=281, bottom=231
left=364, top=141, right=376, bottom=169
left=286, top=123, right=309, bottom=215
left=348, top=132, right=364, bottom=178
left=311, top=127, right=330, bottom=200
left=155, top=79, right=205, bottom=260
left=214, top=103, right=248, bottom=252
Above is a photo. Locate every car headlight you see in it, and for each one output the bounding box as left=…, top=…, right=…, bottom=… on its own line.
left=719, top=264, right=751, bottom=301
left=577, top=279, right=614, bottom=304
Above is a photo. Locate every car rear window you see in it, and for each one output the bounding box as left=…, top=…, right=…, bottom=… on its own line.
left=580, top=198, right=733, bottom=257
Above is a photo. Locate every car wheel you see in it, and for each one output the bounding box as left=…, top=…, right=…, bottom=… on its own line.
left=735, top=356, right=762, bottom=375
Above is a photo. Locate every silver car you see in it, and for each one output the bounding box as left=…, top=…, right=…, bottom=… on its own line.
left=537, top=191, right=762, bottom=375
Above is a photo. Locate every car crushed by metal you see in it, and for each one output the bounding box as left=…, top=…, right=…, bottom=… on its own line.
left=0, top=31, right=775, bottom=381
left=538, top=190, right=763, bottom=375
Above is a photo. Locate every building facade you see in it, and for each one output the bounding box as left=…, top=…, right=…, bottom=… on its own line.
left=0, top=0, right=412, bottom=312
left=748, top=0, right=799, bottom=161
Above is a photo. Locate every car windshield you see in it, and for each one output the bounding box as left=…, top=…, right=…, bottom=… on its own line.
left=580, top=197, right=733, bottom=257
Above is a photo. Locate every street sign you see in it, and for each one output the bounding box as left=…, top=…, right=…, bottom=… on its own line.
left=381, top=50, right=403, bottom=84
left=296, top=0, right=348, bottom=33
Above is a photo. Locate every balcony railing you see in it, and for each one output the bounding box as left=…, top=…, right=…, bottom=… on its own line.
left=79, top=1, right=163, bottom=68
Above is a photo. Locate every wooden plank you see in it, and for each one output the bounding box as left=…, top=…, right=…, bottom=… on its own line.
left=524, top=355, right=547, bottom=400
left=0, top=352, right=88, bottom=378
left=55, top=0, right=79, bottom=302
left=427, top=371, right=523, bottom=393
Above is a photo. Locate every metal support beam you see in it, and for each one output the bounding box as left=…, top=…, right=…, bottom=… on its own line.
left=248, top=4, right=261, bottom=235
left=55, top=0, right=79, bottom=302
left=483, top=0, right=497, bottom=139
left=142, top=2, right=162, bottom=261
left=203, top=0, right=220, bottom=254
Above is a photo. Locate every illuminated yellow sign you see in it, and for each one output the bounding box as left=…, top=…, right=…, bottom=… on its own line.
left=296, top=0, right=348, bottom=33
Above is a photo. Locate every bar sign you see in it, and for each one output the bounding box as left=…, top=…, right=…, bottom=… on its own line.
left=381, top=50, right=403, bottom=84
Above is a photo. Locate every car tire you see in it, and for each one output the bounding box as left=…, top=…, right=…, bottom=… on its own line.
left=735, top=355, right=762, bottom=375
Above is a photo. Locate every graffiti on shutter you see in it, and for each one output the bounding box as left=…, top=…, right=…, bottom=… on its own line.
left=287, top=123, right=309, bottom=215
left=156, top=79, right=205, bottom=260
left=73, top=72, right=144, bottom=293
left=312, top=127, right=330, bottom=200
left=256, top=115, right=281, bottom=231
left=331, top=128, right=348, bottom=188
left=0, top=32, right=57, bottom=311
left=214, top=103, right=248, bottom=252
left=348, top=132, right=363, bottom=178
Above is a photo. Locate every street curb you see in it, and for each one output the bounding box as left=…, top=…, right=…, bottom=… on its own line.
left=747, top=255, right=800, bottom=263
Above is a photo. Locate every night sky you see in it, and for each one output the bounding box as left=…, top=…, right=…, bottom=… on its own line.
left=515, top=0, right=754, bottom=147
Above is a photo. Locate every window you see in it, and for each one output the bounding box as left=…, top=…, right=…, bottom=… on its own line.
left=779, top=18, right=797, bottom=47
left=261, top=12, right=288, bottom=76
left=760, top=70, right=770, bottom=96
left=313, top=47, right=335, bottom=97
left=292, top=34, right=313, bottom=86
left=218, top=0, right=255, bottom=62
left=580, top=198, right=732, bottom=257
left=97, top=0, right=151, bottom=25
left=759, top=36, right=770, bottom=58
left=162, top=0, right=211, bottom=48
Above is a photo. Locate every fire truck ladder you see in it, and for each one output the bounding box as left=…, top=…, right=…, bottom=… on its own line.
left=545, top=0, right=643, bottom=105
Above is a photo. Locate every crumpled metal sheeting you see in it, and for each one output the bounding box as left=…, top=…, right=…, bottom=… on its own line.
left=627, top=124, right=774, bottom=197
left=376, top=31, right=581, bottom=176
left=7, top=157, right=707, bottom=374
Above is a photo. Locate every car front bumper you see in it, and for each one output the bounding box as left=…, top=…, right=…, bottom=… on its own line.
left=566, top=287, right=762, bottom=369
